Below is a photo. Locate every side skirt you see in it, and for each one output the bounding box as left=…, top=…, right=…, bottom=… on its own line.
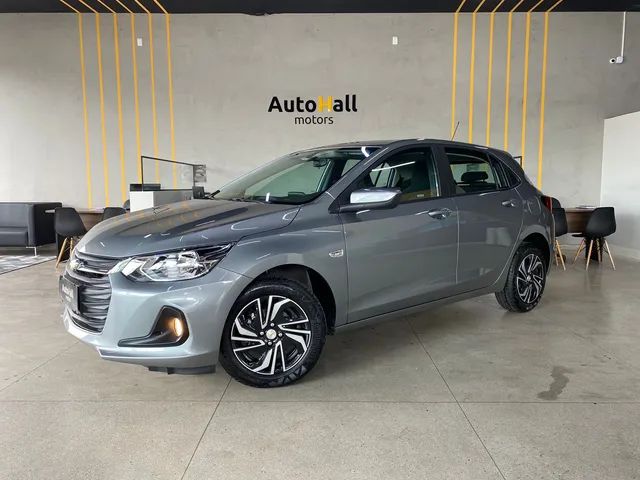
left=335, top=285, right=498, bottom=333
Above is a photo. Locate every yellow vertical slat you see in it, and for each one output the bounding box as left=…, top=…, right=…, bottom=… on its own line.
left=467, top=0, right=487, bottom=143
left=60, top=0, right=94, bottom=208
left=165, top=14, right=177, bottom=187
left=130, top=14, right=142, bottom=182
left=95, top=14, right=110, bottom=205
left=450, top=0, right=468, bottom=139
left=114, top=0, right=143, bottom=182
left=148, top=15, right=159, bottom=181
left=536, top=0, right=564, bottom=189
left=503, top=0, right=525, bottom=151
left=151, top=0, right=177, bottom=187
left=520, top=0, right=545, bottom=168
left=113, top=15, right=126, bottom=203
left=79, top=14, right=94, bottom=208
left=78, top=0, right=109, bottom=206
left=97, top=0, right=127, bottom=203
left=134, top=0, right=159, bottom=182
left=485, top=0, right=506, bottom=146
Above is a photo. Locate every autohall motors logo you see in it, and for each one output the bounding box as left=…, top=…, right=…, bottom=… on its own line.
left=267, top=94, right=358, bottom=125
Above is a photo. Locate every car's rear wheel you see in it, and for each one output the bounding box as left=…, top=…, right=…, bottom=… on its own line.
left=219, top=277, right=326, bottom=387
left=496, top=244, right=547, bottom=312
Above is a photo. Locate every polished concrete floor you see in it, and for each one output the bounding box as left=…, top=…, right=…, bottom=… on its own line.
left=1, top=254, right=639, bottom=479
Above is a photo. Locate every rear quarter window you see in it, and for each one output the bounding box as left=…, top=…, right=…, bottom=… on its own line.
left=502, top=165, right=521, bottom=187
left=495, top=160, right=521, bottom=189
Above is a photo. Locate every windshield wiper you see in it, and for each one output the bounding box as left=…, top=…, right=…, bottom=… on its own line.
left=239, top=195, right=297, bottom=205
left=262, top=198, right=299, bottom=205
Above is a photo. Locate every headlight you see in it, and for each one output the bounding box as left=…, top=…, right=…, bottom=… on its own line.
left=110, top=244, right=232, bottom=282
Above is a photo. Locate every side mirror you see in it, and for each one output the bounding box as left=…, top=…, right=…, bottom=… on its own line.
left=338, top=188, right=401, bottom=213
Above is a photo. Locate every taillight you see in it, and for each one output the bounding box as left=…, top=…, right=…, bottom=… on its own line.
left=541, top=195, right=553, bottom=211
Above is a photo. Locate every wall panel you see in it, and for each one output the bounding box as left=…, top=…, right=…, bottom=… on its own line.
left=0, top=12, right=638, bottom=209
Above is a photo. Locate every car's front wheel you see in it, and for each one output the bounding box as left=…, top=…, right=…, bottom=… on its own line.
left=219, top=277, right=326, bottom=387
left=496, top=244, right=547, bottom=312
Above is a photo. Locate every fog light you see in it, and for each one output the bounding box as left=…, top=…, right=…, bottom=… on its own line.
left=171, top=316, right=185, bottom=337
left=118, top=306, right=189, bottom=347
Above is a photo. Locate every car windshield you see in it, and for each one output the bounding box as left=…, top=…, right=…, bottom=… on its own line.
left=213, top=146, right=379, bottom=205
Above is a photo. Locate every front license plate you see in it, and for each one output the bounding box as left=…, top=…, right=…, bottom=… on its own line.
left=59, top=276, right=79, bottom=313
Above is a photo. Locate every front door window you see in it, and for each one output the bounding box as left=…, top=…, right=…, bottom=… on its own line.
left=355, top=148, right=440, bottom=203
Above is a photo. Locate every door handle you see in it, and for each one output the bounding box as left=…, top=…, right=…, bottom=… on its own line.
left=427, top=208, right=452, bottom=219
left=501, top=199, right=517, bottom=208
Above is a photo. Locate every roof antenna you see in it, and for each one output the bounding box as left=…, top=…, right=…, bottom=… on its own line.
left=450, top=121, right=460, bottom=141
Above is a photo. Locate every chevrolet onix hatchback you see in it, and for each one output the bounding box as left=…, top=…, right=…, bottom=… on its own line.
left=60, top=139, right=553, bottom=387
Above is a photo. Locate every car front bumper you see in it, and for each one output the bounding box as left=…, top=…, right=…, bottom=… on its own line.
left=62, top=266, right=252, bottom=371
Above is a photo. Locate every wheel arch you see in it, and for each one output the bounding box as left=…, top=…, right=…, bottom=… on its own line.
left=242, top=264, right=337, bottom=335
left=494, top=226, right=551, bottom=292
left=520, top=232, right=552, bottom=270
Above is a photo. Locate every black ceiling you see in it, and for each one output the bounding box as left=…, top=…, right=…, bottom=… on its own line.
left=1, top=0, right=638, bottom=14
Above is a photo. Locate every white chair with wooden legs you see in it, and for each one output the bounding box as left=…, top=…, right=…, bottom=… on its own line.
left=572, top=238, right=586, bottom=264
left=554, top=239, right=566, bottom=270
left=55, top=237, right=69, bottom=267
left=602, top=238, right=616, bottom=270
left=55, top=236, right=80, bottom=267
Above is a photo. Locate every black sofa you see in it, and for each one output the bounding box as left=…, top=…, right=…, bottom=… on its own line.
left=0, top=202, right=61, bottom=254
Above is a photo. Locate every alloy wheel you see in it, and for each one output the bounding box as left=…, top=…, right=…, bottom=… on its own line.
left=230, top=295, right=312, bottom=375
left=515, top=253, right=544, bottom=304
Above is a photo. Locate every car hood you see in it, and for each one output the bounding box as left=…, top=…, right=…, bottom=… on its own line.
left=76, top=199, right=300, bottom=258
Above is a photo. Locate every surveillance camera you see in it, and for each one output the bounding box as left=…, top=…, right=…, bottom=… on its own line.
left=610, top=56, right=624, bottom=64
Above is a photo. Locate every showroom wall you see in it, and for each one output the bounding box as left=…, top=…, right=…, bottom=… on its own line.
left=0, top=12, right=639, bottom=209
left=601, top=111, right=640, bottom=260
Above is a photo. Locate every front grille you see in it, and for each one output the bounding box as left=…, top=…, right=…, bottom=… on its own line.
left=65, top=251, right=120, bottom=333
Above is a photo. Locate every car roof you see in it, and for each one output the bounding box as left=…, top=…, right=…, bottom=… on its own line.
left=307, top=138, right=510, bottom=157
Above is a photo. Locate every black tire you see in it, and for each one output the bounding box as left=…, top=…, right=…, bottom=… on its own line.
left=495, top=244, right=547, bottom=312
left=219, top=277, right=326, bottom=388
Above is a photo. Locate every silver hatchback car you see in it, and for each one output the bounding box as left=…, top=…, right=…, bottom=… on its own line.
left=60, top=139, right=553, bottom=387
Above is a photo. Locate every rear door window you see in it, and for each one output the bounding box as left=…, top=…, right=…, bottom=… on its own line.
left=445, top=148, right=499, bottom=195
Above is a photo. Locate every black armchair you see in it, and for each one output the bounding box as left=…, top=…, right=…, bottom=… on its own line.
left=0, top=202, right=61, bottom=255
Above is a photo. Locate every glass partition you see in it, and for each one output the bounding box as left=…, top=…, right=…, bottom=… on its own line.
left=140, top=156, right=205, bottom=191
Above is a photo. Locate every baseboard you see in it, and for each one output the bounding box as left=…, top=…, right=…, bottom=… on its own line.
left=608, top=245, right=640, bottom=261
left=557, top=241, right=640, bottom=262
